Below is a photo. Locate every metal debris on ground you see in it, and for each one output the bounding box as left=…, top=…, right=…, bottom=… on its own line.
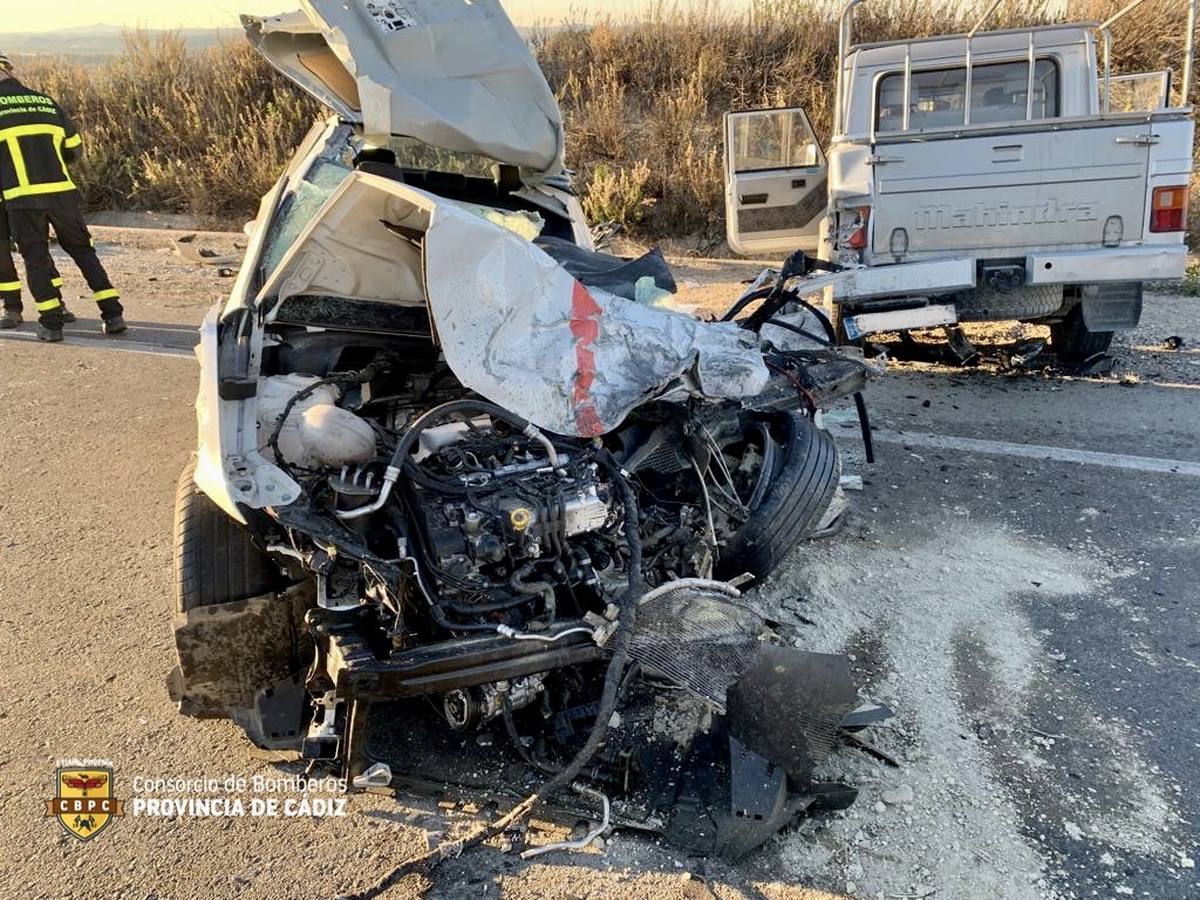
left=171, top=233, right=240, bottom=268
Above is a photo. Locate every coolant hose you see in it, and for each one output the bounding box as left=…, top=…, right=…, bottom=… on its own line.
left=388, top=399, right=560, bottom=474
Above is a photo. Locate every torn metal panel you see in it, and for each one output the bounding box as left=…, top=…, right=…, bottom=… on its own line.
left=244, top=0, right=565, bottom=176
left=423, top=195, right=769, bottom=437
left=262, top=171, right=770, bottom=438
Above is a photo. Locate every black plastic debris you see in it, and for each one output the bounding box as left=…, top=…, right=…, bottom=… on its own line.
left=1073, top=352, right=1116, bottom=376
left=1008, top=338, right=1048, bottom=369
left=944, top=326, right=982, bottom=367
left=726, top=647, right=858, bottom=780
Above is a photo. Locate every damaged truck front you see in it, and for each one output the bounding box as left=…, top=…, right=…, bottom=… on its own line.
left=171, top=0, right=882, bottom=857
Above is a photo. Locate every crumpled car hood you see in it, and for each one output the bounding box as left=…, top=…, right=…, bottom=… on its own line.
left=243, top=0, right=565, bottom=177
left=260, top=170, right=769, bottom=437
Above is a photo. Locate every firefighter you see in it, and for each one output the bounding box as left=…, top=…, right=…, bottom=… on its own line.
left=0, top=52, right=123, bottom=341
left=0, top=205, right=74, bottom=328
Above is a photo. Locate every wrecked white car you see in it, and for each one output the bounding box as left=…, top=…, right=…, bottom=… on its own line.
left=170, top=0, right=880, bottom=858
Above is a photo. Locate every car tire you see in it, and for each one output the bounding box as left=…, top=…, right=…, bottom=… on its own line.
left=717, top=413, right=839, bottom=579
left=173, top=460, right=280, bottom=613
left=1049, top=306, right=1114, bottom=363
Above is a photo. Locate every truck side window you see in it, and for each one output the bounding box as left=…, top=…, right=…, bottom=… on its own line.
left=731, top=110, right=820, bottom=173
left=877, top=59, right=1059, bottom=131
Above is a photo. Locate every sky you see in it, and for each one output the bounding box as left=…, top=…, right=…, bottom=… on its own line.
left=1, top=1, right=750, bottom=32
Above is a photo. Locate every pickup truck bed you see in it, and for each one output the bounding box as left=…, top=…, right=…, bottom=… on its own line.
left=870, top=111, right=1194, bottom=258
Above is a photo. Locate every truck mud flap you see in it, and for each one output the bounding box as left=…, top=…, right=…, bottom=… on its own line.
left=1079, top=282, right=1143, bottom=331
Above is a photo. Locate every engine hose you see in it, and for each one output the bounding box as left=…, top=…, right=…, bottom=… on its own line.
left=510, top=562, right=557, bottom=623
left=389, top=399, right=560, bottom=474
left=760, top=290, right=837, bottom=342
left=501, top=693, right=562, bottom=776
left=764, top=316, right=834, bottom=347
left=348, top=450, right=643, bottom=897
left=720, top=286, right=772, bottom=322
left=854, top=391, right=875, bottom=464
left=424, top=594, right=500, bottom=634
left=345, top=399, right=564, bottom=523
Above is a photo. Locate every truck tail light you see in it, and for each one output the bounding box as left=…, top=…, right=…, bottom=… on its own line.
left=847, top=207, right=871, bottom=249
left=1150, top=186, right=1188, bottom=233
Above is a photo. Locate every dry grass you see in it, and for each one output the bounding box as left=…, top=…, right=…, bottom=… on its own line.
left=17, top=1, right=1200, bottom=243
left=22, top=32, right=319, bottom=221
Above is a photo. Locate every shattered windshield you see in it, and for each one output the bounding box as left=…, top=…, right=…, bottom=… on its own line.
left=260, top=130, right=503, bottom=284
left=386, top=136, right=498, bottom=178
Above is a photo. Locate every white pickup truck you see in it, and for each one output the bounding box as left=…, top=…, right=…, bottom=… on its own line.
left=723, top=0, right=1197, bottom=361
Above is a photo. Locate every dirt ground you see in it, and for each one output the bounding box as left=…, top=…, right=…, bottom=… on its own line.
left=0, top=228, right=1197, bottom=899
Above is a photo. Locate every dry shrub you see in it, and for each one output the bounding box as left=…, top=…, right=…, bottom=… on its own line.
left=583, top=160, right=654, bottom=227
left=541, top=0, right=1200, bottom=246
left=15, top=2, right=1200, bottom=245
left=22, top=33, right=319, bottom=223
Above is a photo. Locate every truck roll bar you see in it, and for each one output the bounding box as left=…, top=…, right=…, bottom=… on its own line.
left=1099, top=0, right=1197, bottom=111
left=838, top=0, right=1197, bottom=132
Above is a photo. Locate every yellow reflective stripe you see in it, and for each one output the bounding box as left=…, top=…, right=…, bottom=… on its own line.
left=63, top=133, right=82, bottom=149
left=0, top=124, right=75, bottom=200
left=93, top=288, right=119, bottom=302
left=0, top=280, right=21, bottom=292
left=0, top=123, right=68, bottom=142
left=52, top=129, right=66, bottom=174
left=50, top=277, right=63, bottom=288
left=6, top=133, right=28, bottom=193
left=35, top=298, right=61, bottom=312
left=2, top=179, right=77, bottom=201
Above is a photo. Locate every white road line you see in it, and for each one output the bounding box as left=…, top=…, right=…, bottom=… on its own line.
left=0, top=330, right=194, bottom=360
left=834, top=423, right=1200, bottom=478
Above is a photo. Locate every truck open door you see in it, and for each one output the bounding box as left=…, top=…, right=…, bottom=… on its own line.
left=724, top=107, right=828, bottom=256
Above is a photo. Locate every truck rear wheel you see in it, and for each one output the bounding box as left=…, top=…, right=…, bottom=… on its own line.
left=1050, top=307, right=1114, bottom=364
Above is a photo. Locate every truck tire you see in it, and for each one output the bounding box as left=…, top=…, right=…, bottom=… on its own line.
left=173, top=460, right=280, bottom=613
left=954, top=284, right=1063, bottom=322
left=717, top=413, right=839, bottom=579
left=1050, top=307, right=1114, bottom=363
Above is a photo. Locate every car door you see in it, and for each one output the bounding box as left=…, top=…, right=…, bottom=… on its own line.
left=724, top=107, right=829, bottom=256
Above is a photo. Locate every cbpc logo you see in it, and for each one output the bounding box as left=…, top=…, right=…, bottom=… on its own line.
left=44, top=759, right=125, bottom=841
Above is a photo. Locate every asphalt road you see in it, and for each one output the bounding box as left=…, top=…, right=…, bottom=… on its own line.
left=0, top=232, right=1196, bottom=899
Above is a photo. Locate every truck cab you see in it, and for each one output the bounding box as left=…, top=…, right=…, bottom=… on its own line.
left=725, top=1, right=1196, bottom=361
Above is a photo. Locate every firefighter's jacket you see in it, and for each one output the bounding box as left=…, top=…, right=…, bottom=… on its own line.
left=0, top=77, right=83, bottom=209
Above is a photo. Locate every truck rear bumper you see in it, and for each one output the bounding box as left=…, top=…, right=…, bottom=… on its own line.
left=1026, top=245, right=1187, bottom=285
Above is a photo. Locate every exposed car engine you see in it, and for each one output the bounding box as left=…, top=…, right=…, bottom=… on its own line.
left=173, top=192, right=876, bottom=860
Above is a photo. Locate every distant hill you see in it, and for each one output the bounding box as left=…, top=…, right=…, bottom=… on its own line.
left=1, top=23, right=554, bottom=63
left=0, top=25, right=241, bottom=62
